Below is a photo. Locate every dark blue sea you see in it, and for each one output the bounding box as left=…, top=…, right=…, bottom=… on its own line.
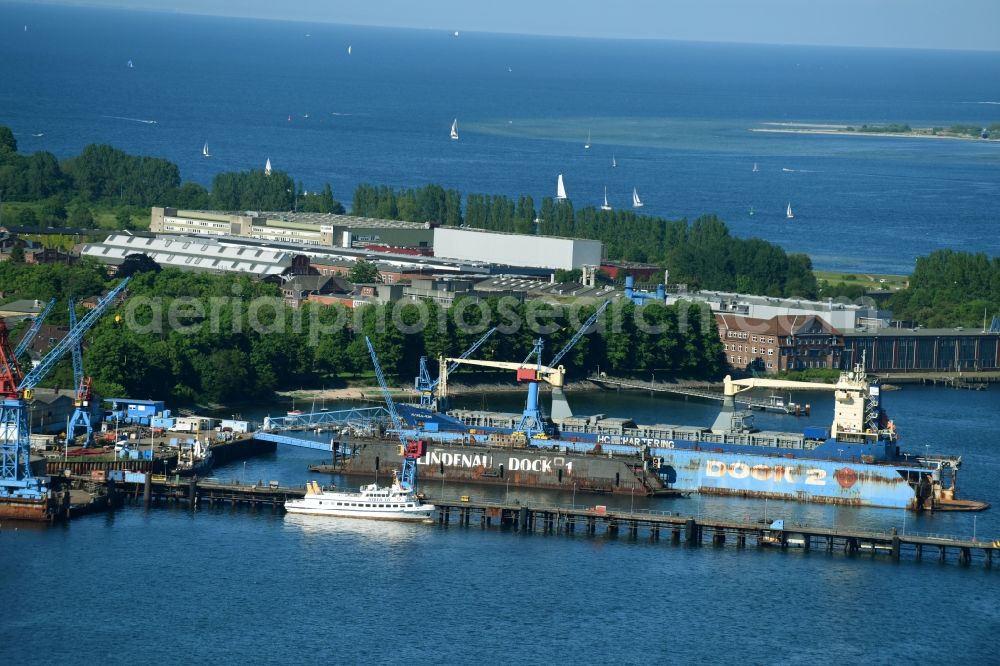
left=3, top=386, right=999, bottom=664
left=2, top=5, right=1000, bottom=664
left=2, top=3, right=1000, bottom=273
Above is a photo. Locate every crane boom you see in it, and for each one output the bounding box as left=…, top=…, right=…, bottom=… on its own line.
left=548, top=300, right=610, bottom=369
left=19, top=278, right=130, bottom=392
left=366, top=336, right=406, bottom=444
left=415, top=326, right=496, bottom=408
left=13, top=298, right=56, bottom=358
left=2, top=278, right=130, bottom=501
left=366, top=336, right=425, bottom=493
left=724, top=375, right=837, bottom=397
left=68, top=298, right=83, bottom=393
left=436, top=326, right=497, bottom=389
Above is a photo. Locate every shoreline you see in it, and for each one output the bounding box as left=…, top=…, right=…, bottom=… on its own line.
left=280, top=380, right=608, bottom=403
left=277, top=371, right=998, bottom=405
left=750, top=127, right=998, bottom=142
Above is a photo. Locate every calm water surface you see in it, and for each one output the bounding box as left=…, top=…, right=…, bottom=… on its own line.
left=1, top=5, right=999, bottom=663
left=5, top=387, right=996, bottom=664
left=1, top=4, right=999, bottom=272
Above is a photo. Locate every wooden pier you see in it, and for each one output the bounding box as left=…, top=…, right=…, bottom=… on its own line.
left=71, top=474, right=305, bottom=511
left=66, top=474, right=998, bottom=568
left=428, top=497, right=999, bottom=568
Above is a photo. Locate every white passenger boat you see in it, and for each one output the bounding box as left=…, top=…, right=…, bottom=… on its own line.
left=284, top=473, right=435, bottom=522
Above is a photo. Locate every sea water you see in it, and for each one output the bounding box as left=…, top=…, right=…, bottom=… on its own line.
left=1, top=6, right=999, bottom=662
left=1, top=4, right=999, bottom=273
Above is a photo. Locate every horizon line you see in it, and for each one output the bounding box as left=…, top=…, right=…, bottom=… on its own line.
left=18, top=1, right=1000, bottom=54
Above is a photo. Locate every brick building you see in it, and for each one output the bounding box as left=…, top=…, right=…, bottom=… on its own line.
left=716, top=314, right=844, bottom=373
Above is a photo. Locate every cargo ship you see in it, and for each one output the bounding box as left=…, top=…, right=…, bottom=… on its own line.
left=313, top=364, right=986, bottom=511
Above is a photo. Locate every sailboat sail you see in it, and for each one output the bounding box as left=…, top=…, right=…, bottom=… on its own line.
left=556, top=174, right=567, bottom=201
left=584, top=130, right=591, bottom=149
left=632, top=187, right=643, bottom=208
left=601, top=186, right=612, bottom=211
left=753, top=162, right=759, bottom=172
left=786, top=203, right=794, bottom=219
left=450, top=118, right=459, bottom=140
left=202, top=142, right=210, bottom=158
left=612, top=155, right=616, bottom=168
left=265, top=158, right=272, bottom=176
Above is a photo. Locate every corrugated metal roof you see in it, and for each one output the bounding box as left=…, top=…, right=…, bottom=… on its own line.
left=81, top=234, right=294, bottom=276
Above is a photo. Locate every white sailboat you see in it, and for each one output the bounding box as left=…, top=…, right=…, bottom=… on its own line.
left=265, top=158, right=272, bottom=176
left=556, top=174, right=567, bottom=201
left=347, top=45, right=352, bottom=55
left=450, top=118, right=459, bottom=140
left=584, top=130, right=591, bottom=149
left=786, top=202, right=794, bottom=219
left=753, top=162, right=759, bottom=172
left=612, top=154, right=616, bottom=168
left=202, top=142, right=210, bottom=158
left=632, top=187, right=643, bottom=208
left=601, top=186, right=612, bottom=211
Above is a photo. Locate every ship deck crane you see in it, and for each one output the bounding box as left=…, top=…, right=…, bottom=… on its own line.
left=414, top=326, right=496, bottom=410
left=715, top=366, right=894, bottom=443
left=0, top=278, right=130, bottom=500
left=438, top=300, right=611, bottom=437
left=366, top=336, right=425, bottom=493
left=13, top=298, right=56, bottom=358
left=66, top=298, right=96, bottom=447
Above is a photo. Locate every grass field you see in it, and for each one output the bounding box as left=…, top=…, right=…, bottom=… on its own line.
left=814, top=270, right=909, bottom=291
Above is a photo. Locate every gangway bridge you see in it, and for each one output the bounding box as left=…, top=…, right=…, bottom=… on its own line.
left=586, top=374, right=811, bottom=415
left=256, top=406, right=390, bottom=451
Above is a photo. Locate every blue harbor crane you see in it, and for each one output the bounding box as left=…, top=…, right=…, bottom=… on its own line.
left=13, top=298, right=56, bottom=358
left=436, top=300, right=611, bottom=438
left=622, top=275, right=666, bottom=306
left=413, top=326, right=497, bottom=410
left=0, top=278, right=130, bottom=502
left=515, top=299, right=611, bottom=434
left=66, top=298, right=96, bottom=447
left=366, top=336, right=426, bottom=493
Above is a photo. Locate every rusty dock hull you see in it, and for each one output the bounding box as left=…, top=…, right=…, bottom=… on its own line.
left=311, top=438, right=681, bottom=497
left=0, top=496, right=53, bottom=522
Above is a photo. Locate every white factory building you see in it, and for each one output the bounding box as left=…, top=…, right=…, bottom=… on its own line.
left=433, top=227, right=602, bottom=271
left=81, top=234, right=302, bottom=277
left=666, top=289, right=889, bottom=331
left=149, top=207, right=433, bottom=249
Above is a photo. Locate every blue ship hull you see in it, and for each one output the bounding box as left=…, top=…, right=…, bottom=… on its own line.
left=647, top=447, right=919, bottom=509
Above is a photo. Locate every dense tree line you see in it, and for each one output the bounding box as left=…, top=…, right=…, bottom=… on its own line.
left=887, top=250, right=1000, bottom=327
left=2, top=126, right=815, bottom=299
left=349, top=182, right=817, bottom=298
left=0, top=262, right=725, bottom=406
left=352, top=183, right=461, bottom=225
left=0, top=126, right=345, bottom=227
